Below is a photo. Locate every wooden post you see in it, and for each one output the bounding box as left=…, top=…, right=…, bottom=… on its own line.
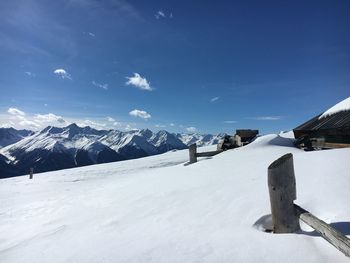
left=268, top=153, right=300, bottom=233
left=295, top=204, right=350, bottom=257
left=189, top=143, right=197, bottom=163
left=29, top=168, right=33, bottom=179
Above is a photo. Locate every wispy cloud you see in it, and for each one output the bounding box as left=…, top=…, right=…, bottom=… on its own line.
left=19, top=120, right=40, bottom=128
left=25, top=71, right=35, bottom=77
left=106, top=116, right=119, bottom=126
left=155, top=10, right=173, bottom=19
left=5, top=108, right=67, bottom=130
left=251, top=116, right=282, bottom=121
left=129, top=109, right=151, bottom=119
left=0, top=1, right=77, bottom=59
left=155, top=10, right=165, bottom=19
left=210, top=96, right=219, bottom=103
left=126, top=73, right=152, bottom=91
left=169, top=123, right=175, bottom=127
left=8, top=107, right=25, bottom=117
left=88, top=32, right=95, bottom=37
left=186, top=127, right=197, bottom=133
left=2, top=108, right=135, bottom=131
left=34, top=113, right=66, bottom=123
left=78, top=119, right=106, bottom=129
left=223, top=120, right=237, bottom=124
left=54, top=68, right=72, bottom=80
left=155, top=124, right=166, bottom=128
left=0, top=121, right=15, bottom=128
left=106, top=117, right=115, bottom=122
left=92, top=81, right=108, bottom=90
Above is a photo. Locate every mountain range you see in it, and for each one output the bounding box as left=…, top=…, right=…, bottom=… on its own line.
left=0, top=124, right=225, bottom=178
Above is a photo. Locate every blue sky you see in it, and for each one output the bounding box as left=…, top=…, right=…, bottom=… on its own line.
left=0, top=0, right=349, bottom=134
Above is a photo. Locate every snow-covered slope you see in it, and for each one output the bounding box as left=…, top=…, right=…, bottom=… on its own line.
left=0, top=127, right=33, bottom=148
left=1, top=134, right=349, bottom=262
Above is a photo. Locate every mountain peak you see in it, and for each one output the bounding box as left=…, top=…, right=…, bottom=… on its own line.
left=66, top=123, right=79, bottom=129
left=40, top=126, right=64, bottom=135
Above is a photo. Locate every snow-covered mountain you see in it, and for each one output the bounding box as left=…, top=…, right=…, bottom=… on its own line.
left=0, top=127, right=33, bottom=148
left=176, top=133, right=226, bottom=147
left=0, top=124, right=223, bottom=177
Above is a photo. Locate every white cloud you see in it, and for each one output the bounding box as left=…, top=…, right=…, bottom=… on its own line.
left=88, top=32, right=95, bottom=37
left=92, top=81, right=108, bottom=90
left=155, top=124, right=166, bottom=128
left=252, top=116, right=282, bottom=121
left=0, top=121, right=15, bottom=128
left=8, top=107, right=25, bottom=116
left=210, top=96, right=219, bottom=103
left=106, top=117, right=115, bottom=122
left=169, top=123, right=175, bottom=127
left=155, top=10, right=166, bottom=19
left=155, top=10, right=173, bottom=19
left=5, top=108, right=69, bottom=130
left=54, top=68, right=72, bottom=80
left=19, top=120, right=40, bottom=128
left=126, top=73, right=152, bottom=91
left=186, top=127, right=197, bottom=133
left=34, top=113, right=66, bottom=123
left=25, top=71, right=35, bottom=77
left=223, top=120, right=237, bottom=124
left=105, top=117, right=119, bottom=126
left=125, top=124, right=132, bottom=131
left=129, top=109, right=151, bottom=119
left=78, top=119, right=107, bottom=129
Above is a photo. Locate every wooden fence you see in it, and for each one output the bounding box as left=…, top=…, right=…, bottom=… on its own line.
left=188, top=143, right=223, bottom=164
left=268, top=153, right=350, bottom=257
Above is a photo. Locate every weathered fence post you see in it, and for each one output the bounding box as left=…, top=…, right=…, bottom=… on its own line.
left=29, top=167, right=34, bottom=179
left=189, top=143, right=197, bottom=164
left=268, top=153, right=300, bottom=233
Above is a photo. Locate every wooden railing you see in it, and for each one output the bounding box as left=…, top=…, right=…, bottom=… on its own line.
left=188, top=143, right=223, bottom=164
left=268, top=153, right=350, bottom=257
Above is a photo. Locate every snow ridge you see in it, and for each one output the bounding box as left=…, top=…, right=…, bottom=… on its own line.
left=319, top=97, right=350, bottom=119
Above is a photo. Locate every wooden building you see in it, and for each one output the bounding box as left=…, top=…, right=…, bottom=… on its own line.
left=293, top=109, right=350, bottom=150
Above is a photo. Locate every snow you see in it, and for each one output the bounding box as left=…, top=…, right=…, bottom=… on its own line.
left=319, top=97, right=350, bottom=119
left=177, top=133, right=224, bottom=147
left=1, top=134, right=350, bottom=262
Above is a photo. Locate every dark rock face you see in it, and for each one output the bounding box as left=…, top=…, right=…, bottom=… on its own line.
left=118, top=145, right=149, bottom=160
left=0, top=128, right=33, bottom=148
left=0, top=154, right=19, bottom=179
left=96, top=148, right=125, bottom=164
left=75, top=149, right=94, bottom=167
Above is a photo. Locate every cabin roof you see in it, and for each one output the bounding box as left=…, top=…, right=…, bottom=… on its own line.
left=294, top=110, right=350, bottom=131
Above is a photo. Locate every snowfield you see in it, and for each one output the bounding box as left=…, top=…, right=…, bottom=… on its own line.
left=1, top=133, right=349, bottom=262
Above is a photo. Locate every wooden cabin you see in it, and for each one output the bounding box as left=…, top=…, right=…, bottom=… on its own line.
left=293, top=109, right=350, bottom=150
left=236, top=129, right=259, bottom=145
left=217, top=129, right=259, bottom=150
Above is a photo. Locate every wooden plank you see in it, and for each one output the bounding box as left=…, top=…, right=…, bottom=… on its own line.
left=196, top=150, right=223, bottom=157
left=294, top=204, right=350, bottom=257
left=189, top=144, right=197, bottom=163
left=323, top=142, right=350, bottom=149
left=268, top=153, right=300, bottom=233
